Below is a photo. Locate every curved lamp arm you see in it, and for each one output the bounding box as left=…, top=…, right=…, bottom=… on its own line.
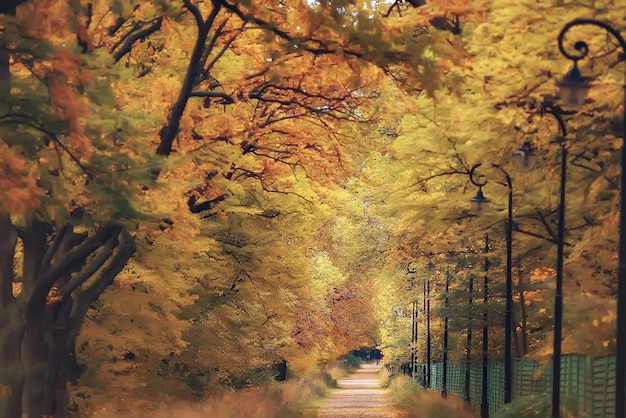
left=470, top=162, right=512, bottom=191
left=543, top=104, right=568, bottom=139
left=469, top=163, right=488, bottom=187
left=558, top=19, right=626, bottom=63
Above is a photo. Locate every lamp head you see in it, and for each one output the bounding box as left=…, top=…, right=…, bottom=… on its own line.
left=557, top=65, right=590, bottom=110
left=512, top=141, right=538, bottom=172
left=470, top=187, right=490, bottom=215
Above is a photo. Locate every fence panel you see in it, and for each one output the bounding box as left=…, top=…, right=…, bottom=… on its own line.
left=408, top=354, right=619, bottom=417
left=590, top=355, right=615, bottom=417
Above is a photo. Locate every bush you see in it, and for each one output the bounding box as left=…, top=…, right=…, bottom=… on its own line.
left=338, top=353, right=361, bottom=369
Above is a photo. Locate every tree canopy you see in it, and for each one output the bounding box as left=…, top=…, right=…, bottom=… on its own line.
left=0, top=0, right=624, bottom=416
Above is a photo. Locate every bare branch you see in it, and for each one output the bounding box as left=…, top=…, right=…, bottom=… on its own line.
left=189, top=90, right=234, bottom=103
left=112, top=17, right=163, bottom=63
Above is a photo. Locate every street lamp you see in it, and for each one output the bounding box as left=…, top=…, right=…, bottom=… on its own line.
left=513, top=102, right=568, bottom=418
left=511, top=141, right=539, bottom=173
left=556, top=19, right=626, bottom=418
left=442, top=251, right=455, bottom=398
left=406, top=263, right=419, bottom=379
left=465, top=272, right=474, bottom=406
left=481, top=235, right=490, bottom=418
left=469, top=162, right=515, bottom=405
left=425, top=258, right=435, bottom=389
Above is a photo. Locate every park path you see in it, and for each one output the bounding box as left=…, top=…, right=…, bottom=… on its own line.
left=317, top=363, right=407, bottom=418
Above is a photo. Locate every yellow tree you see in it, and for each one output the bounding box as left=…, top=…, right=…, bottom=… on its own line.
left=371, top=0, right=626, bottom=367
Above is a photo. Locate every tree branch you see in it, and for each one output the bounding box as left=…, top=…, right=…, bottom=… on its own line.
left=157, top=2, right=221, bottom=156
left=69, top=231, right=136, bottom=340
left=40, top=224, right=70, bottom=274
left=189, top=90, right=234, bottom=103
left=112, top=17, right=163, bottom=63
left=59, top=233, right=119, bottom=299
left=219, top=0, right=364, bottom=59
left=188, top=194, right=227, bottom=214
left=27, top=223, right=122, bottom=317
left=183, top=0, right=204, bottom=28
left=197, top=17, right=231, bottom=82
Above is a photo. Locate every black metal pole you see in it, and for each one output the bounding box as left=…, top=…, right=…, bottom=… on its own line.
left=481, top=235, right=489, bottom=418
left=615, top=74, right=626, bottom=418
left=410, top=300, right=416, bottom=377
left=557, top=20, right=626, bottom=418
left=504, top=171, right=513, bottom=404
left=442, top=270, right=450, bottom=398
left=427, top=276, right=431, bottom=389
left=423, top=279, right=427, bottom=387
left=471, top=162, right=514, bottom=404
left=619, top=76, right=626, bottom=418
left=465, top=274, right=473, bottom=405
left=551, top=139, right=568, bottom=418
left=411, top=299, right=418, bottom=379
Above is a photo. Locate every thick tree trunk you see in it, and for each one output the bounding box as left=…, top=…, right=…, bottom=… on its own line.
left=21, top=319, right=51, bottom=417
left=0, top=216, right=24, bottom=418
left=0, top=304, right=25, bottom=418
left=0, top=217, right=135, bottom=418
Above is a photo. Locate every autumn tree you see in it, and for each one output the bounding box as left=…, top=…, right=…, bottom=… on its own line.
left=0, top=0, right=158, bottom=416
left=0, top=0, right=475, bottom=416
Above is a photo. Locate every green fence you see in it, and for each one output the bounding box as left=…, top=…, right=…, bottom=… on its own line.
left=413, top=354, right=616, bottom=417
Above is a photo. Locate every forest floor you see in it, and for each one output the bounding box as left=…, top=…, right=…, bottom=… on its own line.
left=316, top=363, right=407, bottom=418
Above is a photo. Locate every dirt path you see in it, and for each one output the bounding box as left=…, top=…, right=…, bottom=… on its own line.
left=317, top=364, right=407, bottom=418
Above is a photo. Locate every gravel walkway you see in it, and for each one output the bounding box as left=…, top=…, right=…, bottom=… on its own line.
left=317, top=364, right=407, bottom=418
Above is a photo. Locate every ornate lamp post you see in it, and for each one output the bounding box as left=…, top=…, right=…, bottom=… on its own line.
left=481, top=235, right=490, bottom=418
left=425, top=259, right=435, bottom=389
left=406, top=263, right=419, bottom=379
left=465, top=272, right=474, bottom=406
left=512, top=102, right=568, bottom=418
left=469, top=162, right=515, bottom=405
left=555, top=19, right=626, bottom=418
left=441, top=251, right=455, bottom=398
left=469, top=169, right=493, bottom=418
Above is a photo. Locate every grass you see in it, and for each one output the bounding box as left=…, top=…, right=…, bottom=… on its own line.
left=387, top=375, right=475, bottom=418
left=377, top=366, right=391, bottom=388
left=80, top=367, right=350, bottom=418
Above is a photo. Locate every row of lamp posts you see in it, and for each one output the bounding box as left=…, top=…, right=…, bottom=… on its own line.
left=405, top=18, right=625, bottom=418
left=406, top=247, right=488, bottom=413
